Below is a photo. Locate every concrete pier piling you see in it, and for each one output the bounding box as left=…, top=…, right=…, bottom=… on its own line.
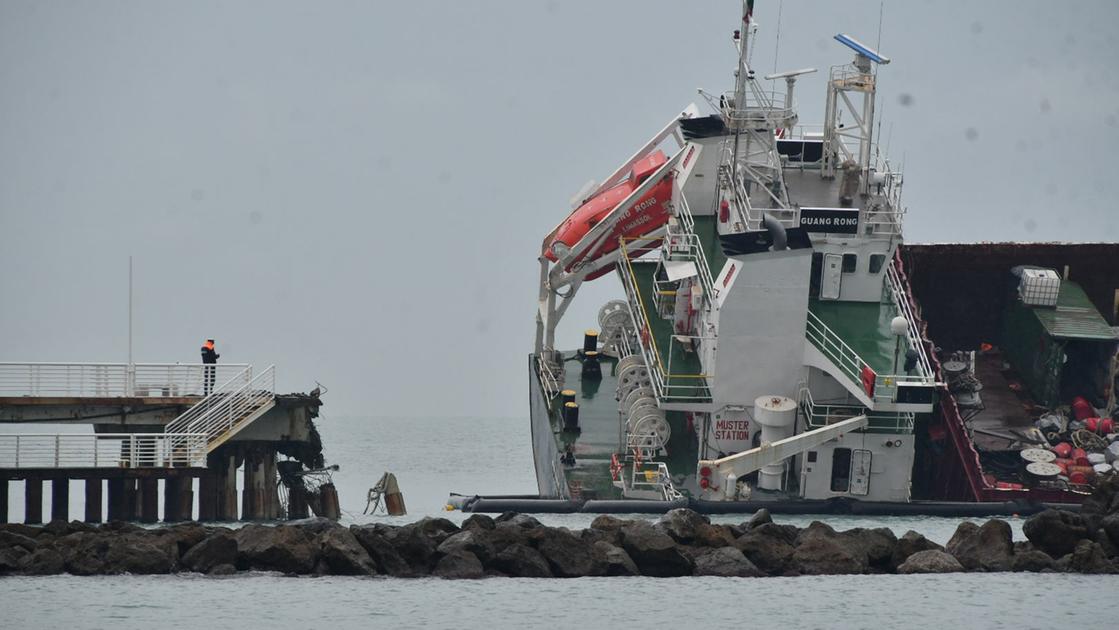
left=242, top=451, right=259, bottom=520
left=163, top=478, right=180, bottom=522
left=198, top=472, right=217, bottom=522
left=85, top=479, right=102, bottom=523
left=25, top=479, right=43, bottom=524
left=51, top=479, right=69, bottom=522
left=140, top=479, right=159, bottom=524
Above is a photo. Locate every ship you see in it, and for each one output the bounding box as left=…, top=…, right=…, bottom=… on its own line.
left=452, top=2, right=1119, bottom=515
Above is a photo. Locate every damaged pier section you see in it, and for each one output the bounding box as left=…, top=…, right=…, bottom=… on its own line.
left=0, top=363, right=339, bottom=524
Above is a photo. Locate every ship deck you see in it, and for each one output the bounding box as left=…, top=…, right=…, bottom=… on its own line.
left=963, top=350, right=1042, bottom=451
left=546, top=350, right=699, bottom=500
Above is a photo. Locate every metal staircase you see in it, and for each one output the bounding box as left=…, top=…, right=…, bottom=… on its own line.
left=163, top=364, right=276, bottom=453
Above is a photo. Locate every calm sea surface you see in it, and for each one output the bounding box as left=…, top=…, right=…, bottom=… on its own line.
left=1, top=416, right=1115, bottom=629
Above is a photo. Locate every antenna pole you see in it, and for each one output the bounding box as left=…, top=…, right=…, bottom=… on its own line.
left=732, top=0, right=754, bottom=126
left=128, top=255, right=133, bottom=365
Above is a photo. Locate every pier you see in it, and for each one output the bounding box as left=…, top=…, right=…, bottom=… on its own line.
left=0, top=362, right=336, bottom=524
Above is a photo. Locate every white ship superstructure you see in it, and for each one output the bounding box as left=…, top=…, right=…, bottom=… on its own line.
left=530, top=2, right=938, bottom=506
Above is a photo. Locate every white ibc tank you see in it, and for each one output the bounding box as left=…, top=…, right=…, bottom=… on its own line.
left=754, top=395, right=797, bottom=491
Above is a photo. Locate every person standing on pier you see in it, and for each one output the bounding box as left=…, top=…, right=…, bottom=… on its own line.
left=201, top=339, right=219, bottom=395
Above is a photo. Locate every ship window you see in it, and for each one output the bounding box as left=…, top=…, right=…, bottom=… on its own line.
left=830, top=448, right=852, bottom=492
left=842, top=253, right=857, bottom=274
left=869, top=253, right=886, bottom=274
left=807, top=451, right=818, bottom=463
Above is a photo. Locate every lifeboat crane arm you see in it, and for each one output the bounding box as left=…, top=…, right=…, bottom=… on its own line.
left=538, top=103, right=699, bottom=259
left=698, top=415, right=869, bottom=482
left=535, top=106, right=702, bottom=357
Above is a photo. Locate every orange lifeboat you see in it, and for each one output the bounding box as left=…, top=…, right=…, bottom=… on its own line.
left=544, top=150, right=674, bottom=278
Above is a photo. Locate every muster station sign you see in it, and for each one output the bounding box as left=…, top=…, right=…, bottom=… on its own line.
left=799, top=207, right=860, bottom=234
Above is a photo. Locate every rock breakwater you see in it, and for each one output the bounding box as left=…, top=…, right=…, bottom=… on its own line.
left=3, top=478, right=1118, bottom=578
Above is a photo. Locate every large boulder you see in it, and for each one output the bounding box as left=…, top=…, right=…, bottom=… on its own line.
left=792, top=522, right=866, bottom=575
left=494, top=513, right=542, bottom=530
left=235, top=524, right=318, bottom=574
left=1011, top=549, right=1056, bottom=572
left=536, top=527, right=602, bottom=577
left=1080, top=475, right=1119, bottom=528
left=18, top=548, right=65, bottom=575
left=693, top=547, right=764, bottom=577
left=490, top=543, right=552, bottom=577
left=0, top=523, right=42, bottom=539
left=377, top=523, right=440, bottom=575
left=619, top=522, right=693, bottom=577
left=840, top=527, right=897, bottom=572
left=437, top=530, right=496, bottom=565
left=0, top=546, right=29, bottom=573
left=103, top=534, right=176, bottom=574
left=693, top=523, right=737, bottom=548
left=897, top=550, right=965, bottom=574
left=289, top=517, right=343, bottom=536
left=1022, top=510, right=1092, bottom=558
left=1056, top=540, right=1117, bottom=574
left=733, top=522, right=797, bottom=575
left=58, top=531, right=112, bottom=575
left=890, top=530, right=943, bottom=571
left=410, top=517, right=461, bottom=545
left=318, top=528, right=377, bottom=575
left=746, top=508, right=773, bottom=529
left=656, top=509, right=709, bottom=544
left=156, top=523, right=209, bottom=560
left=432, top=551, right=484, bottom=579
left=460, top=514, right=495, bottom=532
left=946, top=520, right=1013, bottom=572
left=181, top=531, right=238, bottom=573
left=350, top=525, right=413, bottom=577
left=1101, top=514, right=1119, bottom=550
left=589, top=515, right=632, bottom=532
left=0, top=530, right=39, bottom=553
left=592, top=541, right=640, bottom=576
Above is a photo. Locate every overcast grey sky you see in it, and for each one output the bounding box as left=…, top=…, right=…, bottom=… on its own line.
left=2, top=1, right=1117, bottom=418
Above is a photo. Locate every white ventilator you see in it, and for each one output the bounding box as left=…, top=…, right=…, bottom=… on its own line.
left=754, top=395, right=798, bottom=491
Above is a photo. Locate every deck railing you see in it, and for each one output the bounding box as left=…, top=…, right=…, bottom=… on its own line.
left=0, top=362, right=251, bottom=398
left=536, top=355, right=561, bottom=401
left=885, top=263, right=934, bottom=380
left=0, top=432, right=208, bottom=469
left=799, top=388, right=914, bottom=434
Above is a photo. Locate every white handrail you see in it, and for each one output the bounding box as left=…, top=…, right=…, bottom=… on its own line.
left=799, top=387, right=914, bottom=433
left=166, top=365, right=275, bottom=444
left=885, top=264, right=934, bottom=380
left=0, top=362, right=251, bottom=398
left=0, top=432, right=208, bottom=468
left=162, top=365, right=254, bottom=434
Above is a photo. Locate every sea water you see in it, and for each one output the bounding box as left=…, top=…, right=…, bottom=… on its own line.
left=0, top=416, right=1114, bottom=629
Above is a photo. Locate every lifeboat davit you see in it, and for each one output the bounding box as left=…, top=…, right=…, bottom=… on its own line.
left=545, top=150, right=674, bottom=279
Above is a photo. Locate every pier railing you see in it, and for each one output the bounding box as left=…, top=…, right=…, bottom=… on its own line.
left=0, top=362, right=251, bottom=398
left=0, top=432, right=208, bottom=469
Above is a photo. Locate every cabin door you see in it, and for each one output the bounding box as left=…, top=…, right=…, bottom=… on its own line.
left=850, top=449, right=872, bottom=496
left=820, top=253, right=842, bottom=300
